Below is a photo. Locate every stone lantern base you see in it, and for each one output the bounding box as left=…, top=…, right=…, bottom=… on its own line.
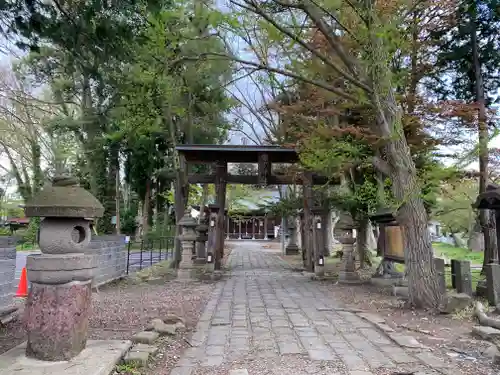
left=24, top=253, right=95, bottom=361
left=285, top=243, right=299, bottom=255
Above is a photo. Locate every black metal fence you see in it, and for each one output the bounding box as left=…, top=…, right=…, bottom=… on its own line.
left=126, top=237, right=175, bottom=274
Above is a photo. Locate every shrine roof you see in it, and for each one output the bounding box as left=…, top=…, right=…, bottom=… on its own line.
left=176, top=144, right=299, bottom=163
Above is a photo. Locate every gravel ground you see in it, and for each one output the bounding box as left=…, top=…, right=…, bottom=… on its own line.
left=0, top=247, right=238, bottom=375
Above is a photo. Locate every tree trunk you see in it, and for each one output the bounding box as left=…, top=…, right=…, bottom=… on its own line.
left=392, top=168, right=442, bottom=308
left=383, top=122, right=442, bottom=308
left=471, top=3, right=493, bottom=272
left=115, top=168, right=121, bottom=235
left=141, top=179, right=151, bottom=238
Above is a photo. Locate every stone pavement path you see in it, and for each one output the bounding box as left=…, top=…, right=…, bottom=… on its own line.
left=170, top=241, right=459, bottom=375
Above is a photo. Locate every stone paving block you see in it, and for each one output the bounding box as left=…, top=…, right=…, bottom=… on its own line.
left=300, top=336, right=329, bottom=350
left=388, top=333, right=426, bottom=348
left=334, top=348, right=369, bottom=371
left=378, top=345, right=418, bottom=364
left=358, top=328, right=393, bottom=345
left=201, top=355, right=224, bottom=367
left=414, top=352, right=450, bottom=368
left=278, top=341, right=303, bottom=354
left=170, top=367, right=193, bottom=375
left=308, top=348, right=337, bottom=361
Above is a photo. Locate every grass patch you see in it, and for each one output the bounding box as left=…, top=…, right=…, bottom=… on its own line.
left=115, top=363, right=141, bottom=375
left=16, top=243, right=39, bottom=251
left=432, top=242, right=483, bottom=264
left=129, top=260, right=176, bottom=283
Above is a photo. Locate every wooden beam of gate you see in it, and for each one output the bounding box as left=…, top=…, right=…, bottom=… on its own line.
left=186, top=174, right=337, bottom=185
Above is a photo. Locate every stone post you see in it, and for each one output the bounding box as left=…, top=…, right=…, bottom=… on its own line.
left=264, top=216, right=268, bottom=240
left=434, top=258, right=446, bottom=296
left=454, top=260, right=472, bottom=296
left=177, top=209, right=197, bottom=280
left=23, top=175, right=103, bottom=361
left=336, top=213, right=359, bottom=283
left=226, top=215, right=230, bottom=240
left=195, top=212, right=209, bottom=265
left=285, top=218, right=299, bottom=255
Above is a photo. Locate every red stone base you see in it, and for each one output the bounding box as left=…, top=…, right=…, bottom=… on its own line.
left=24, top=280, right=92, bottom=361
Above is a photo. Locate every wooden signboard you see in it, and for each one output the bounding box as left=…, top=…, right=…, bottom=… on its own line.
left=384, top=224, right=405, bottom=262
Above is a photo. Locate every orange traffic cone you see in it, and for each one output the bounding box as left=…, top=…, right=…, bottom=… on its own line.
left=15, top=267, right=28, bottom=298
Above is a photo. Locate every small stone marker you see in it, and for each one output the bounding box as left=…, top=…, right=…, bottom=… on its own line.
left=455, top=260, right=473, bottom=296
left=486, top=264, right=500, bottom=306
left=132, top=331, right=160, bottom=344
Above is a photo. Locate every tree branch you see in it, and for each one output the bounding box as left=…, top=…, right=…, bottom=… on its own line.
left=232, top=0, right=372, bottom=93
left=175, top=53, right=358, bottom=102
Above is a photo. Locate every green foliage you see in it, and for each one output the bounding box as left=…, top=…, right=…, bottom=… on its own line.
left=432, top=179, right=477, bottom=234
left=427, top=0, right=500, bottom=104
left=23, top=217, right=40, bottom=244
left=120, top=209, right=138, bottom=236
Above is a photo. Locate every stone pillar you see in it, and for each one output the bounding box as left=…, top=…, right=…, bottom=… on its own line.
left=226, top=215, right=230, bottom=240
left=238, top=220, right=242, bottom=239
left=195, top=212, right=209, bottom=265
left=23, top=175, right=103, bottom=361
left=177, top=209, right=197, bottom=280
left=264, top=216, right=268, bottom=240
left=285, top=218, right=299, bottom=255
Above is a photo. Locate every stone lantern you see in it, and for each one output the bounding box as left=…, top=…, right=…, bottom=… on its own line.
left=285, top=218, right=299, bottom=255
left=23, top=175, right=104, bottom=361
left=177, top=209, right=197, bottom=280
left=194, top=212, right=209, bottom=264
left=335, top=212, right=359, bottom=283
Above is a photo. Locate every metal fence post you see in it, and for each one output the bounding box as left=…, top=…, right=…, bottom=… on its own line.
left=139, top=239, right=144, bottom=270
left=126, top=240, right=131, bottom=274
left=150, top=239, right=154, bottom=266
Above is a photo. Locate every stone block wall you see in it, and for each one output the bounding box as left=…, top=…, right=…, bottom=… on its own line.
left=0, top=237, right=17, bottom=312
left=86, top=235, right=127, bottom=287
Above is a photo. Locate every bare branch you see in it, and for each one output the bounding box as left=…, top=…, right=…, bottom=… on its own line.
left=176, top=53, right=358, bottom=102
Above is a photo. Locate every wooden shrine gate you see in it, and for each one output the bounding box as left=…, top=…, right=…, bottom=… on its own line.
left=175, top=145, right=335, bottom=271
